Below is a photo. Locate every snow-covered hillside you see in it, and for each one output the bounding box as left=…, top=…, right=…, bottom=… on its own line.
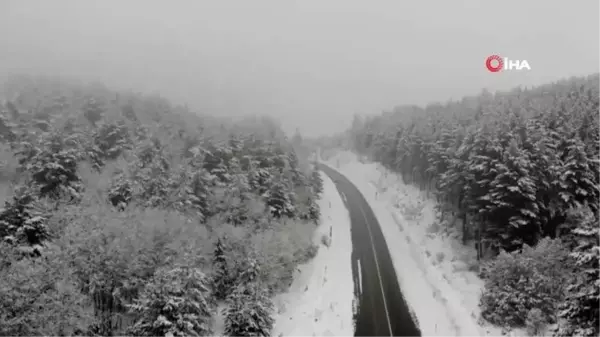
left=271, top=172, right=355, bottom=336
left=324, top=150, right=517, bottom=336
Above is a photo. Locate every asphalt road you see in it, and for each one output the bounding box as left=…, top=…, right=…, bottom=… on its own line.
left=318, top=163, right=421, bottom=337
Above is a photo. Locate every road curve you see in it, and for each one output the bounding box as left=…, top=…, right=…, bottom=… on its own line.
left=318, top=163, right=421, bottom=337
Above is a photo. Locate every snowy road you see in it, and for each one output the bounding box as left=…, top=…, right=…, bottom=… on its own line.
left=319, top=163, right=421, bottom=337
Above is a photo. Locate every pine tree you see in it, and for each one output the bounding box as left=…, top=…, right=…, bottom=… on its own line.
left=310, top=169, right=324, bottom=195
left=223, top=258, right=274, bottom=337
left=286, top=150, right=304, bottom=187
left=558, top=207, right=599, bottom=337
left=266, top=178, right=294, bottom=218
left=559, top=137, right=598, bottom=210
left=213, top=238, right=232, bottom=301
left=93, top=120, right=131, bottom=160
left=127, top=266, right=213, bottom=337
left=308, top=197, right=320, bottom=224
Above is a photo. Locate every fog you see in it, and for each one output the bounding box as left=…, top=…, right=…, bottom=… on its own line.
left=1, top=0, right=598, bottom=137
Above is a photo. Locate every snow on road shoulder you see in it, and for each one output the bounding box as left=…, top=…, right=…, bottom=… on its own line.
left=271, top=172, right=354, bottom=337
left=325, top=151, right=491, bottom=336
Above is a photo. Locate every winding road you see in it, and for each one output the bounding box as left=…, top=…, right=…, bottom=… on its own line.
left=318, top=163, right=421, bottom=337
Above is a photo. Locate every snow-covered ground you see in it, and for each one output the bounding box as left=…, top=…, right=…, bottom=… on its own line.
left=323, top=150, right=516, bottom=336
left=271, top=172, right=355, bottom=336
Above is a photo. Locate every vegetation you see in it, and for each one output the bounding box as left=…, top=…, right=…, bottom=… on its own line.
left=0, top=74, right=324, bottom=336
left=336, top=74, right=599, bottom=335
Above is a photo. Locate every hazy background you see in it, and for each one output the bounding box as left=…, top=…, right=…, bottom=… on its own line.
left=0, top=0, right=598, bottom=137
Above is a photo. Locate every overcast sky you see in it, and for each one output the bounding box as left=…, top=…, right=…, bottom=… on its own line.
left=0, top=1, right=598, bottom=137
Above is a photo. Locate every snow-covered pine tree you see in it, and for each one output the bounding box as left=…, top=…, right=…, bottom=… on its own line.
left=310, top=169, right=324, bottom=195
left=0, top=188, right=49, bottom=247
left=213, top=238, right=232, bottom=301
left=265, top=176, right=295, bottom=218
left=558, top=207, right=599, bottom=337
left=226, top=157, right=251, bottom=200
left=249, top=167, right=273, bottom=197
left=23, top=131, right=84, bottom=201
left=126, top=266, right=213, bottom=337
left=484, top=140, right=539, bottom=251
left=307, top=196, right=320, bottom=224
left=286, top=150, right=305, bottom=187
left=108, top=173, right=133, bottom=210
left=223, top=258, right=274, bottom=337
left=185, top=170, right=212, bottom=220
left=93, top=120, right=131, bottom=160
left=559, top=137, right=599, bottom=211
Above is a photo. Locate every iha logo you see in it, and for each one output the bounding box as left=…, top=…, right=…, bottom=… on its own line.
left=485, top=55, right=531, bottom=72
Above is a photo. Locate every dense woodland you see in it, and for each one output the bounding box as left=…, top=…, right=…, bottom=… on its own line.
left=0, top=75, right=325, bottom=336
left=332, top=74, right=599, bottom=336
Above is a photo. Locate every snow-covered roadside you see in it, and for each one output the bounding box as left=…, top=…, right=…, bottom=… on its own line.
left=324, top=150, right=509, bottom=336
left=271, top=172, right=355, bottom=336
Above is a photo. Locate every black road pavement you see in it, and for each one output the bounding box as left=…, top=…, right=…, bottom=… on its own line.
left=318, top=163, right=421, bottom=337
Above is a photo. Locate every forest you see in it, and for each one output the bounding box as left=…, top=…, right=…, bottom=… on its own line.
left=336, top=74, right=599, bottom=336
left=0, top=74, right=324, bottom=336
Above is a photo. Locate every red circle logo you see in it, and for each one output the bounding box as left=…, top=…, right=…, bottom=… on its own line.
left=486, top=55, right=503, bottom=72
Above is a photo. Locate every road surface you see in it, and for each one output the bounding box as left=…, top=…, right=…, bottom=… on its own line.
left=318, top=163, right=421, bottom=337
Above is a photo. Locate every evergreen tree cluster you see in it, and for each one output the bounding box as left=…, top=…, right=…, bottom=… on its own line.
left=336, top=74, right=599, bottom=335
left=0, top=74, right=323, bottom=336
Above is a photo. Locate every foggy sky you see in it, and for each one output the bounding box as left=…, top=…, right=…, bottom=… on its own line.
left=1, top=0, right=598, bottom=137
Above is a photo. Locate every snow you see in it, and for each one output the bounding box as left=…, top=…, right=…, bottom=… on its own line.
left=323, top=150, right=517, bottom=336
left=271, top=172, right=355, bottom=337
left=212, top=302, right=227, bottom=335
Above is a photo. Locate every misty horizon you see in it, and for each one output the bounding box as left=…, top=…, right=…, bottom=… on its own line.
left=1, top=0, right=598, bottom=137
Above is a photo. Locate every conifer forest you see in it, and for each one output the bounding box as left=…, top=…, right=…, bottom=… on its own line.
left=0, top=74, right=324, bottom=336
left=329, top=74, right=599, bottom=336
